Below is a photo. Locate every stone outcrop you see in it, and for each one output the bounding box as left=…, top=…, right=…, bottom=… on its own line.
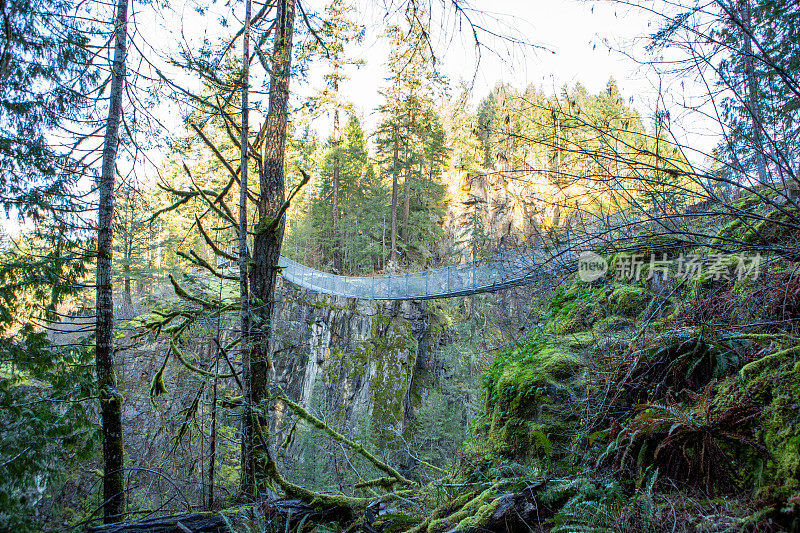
left=271, top=280, right=436, bottom=433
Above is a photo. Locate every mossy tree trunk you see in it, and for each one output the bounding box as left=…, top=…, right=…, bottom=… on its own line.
left=390, top=133, right=398, bottom=265
left=238, top=0, right=254, bottom=497
left=247, top=0, right=295, bottom=494
left=96, top=0, right=129, bottom=522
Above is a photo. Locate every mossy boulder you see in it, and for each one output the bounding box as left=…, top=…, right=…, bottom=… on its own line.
left=555, top=301, right=604, bottom=334
left=557, top=331, right=595, bottom=351
left=480, top=340, right=584, bottom=461
left=715, top=348, right=800, bottom=490
left=609, top=285, right=649, bottom=317
left=593, top=315, right=634, bottom=335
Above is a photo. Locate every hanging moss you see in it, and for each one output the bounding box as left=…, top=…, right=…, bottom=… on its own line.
left=148, top=352, right=169, bottom=406
left=279, top=394, right=413, bottom=485
left=454, top=496, right=503, bottom=530
left=170, top=341, right=235, bottom=379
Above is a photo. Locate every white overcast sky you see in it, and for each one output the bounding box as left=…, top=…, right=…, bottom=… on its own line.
left=289, top=0, right=718, bottom=157
left=301, top=0, right=663, bottom=137
left=138, top=0, right=714, bottom=151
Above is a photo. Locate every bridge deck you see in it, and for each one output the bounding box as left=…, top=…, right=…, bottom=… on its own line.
left=278, top=247, right=578, bottom=300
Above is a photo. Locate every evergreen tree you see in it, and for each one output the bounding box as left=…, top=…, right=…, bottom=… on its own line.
left=0, top=0, right=117, bottom=528
left=0, top=0, right=98, bottom=219
left=375, top=6, right=448, bottom=266
left=0, top=229, right=95, bottom=531
left=310, top=115, right=387, bottom=272
left=95, top=0, right=129, bottom=520
left=303, top=0, right=364, bottom=272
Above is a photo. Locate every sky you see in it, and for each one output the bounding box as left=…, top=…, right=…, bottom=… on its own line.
left=122, top=0, right=724, bottom=164
left=140, top=0, right=705, bottom=145
left=3, top=0, right=720, bottom=236
left=299, top=0, right=668, bottom=140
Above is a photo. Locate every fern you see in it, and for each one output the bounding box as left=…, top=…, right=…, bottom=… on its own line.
left=605, top=382, right=765, bottom=493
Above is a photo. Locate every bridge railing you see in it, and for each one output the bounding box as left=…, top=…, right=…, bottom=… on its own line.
left=277, top=245, right=570, bottom=300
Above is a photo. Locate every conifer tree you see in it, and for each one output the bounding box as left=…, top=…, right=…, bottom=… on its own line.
left=310, top=115, right=386, bottom=272
left=304, top=0, right=364, bottom=272
left=95, top=0, right=129, bottom=521
left=0, top=0, right=98, bottom=218
left=375, top=6, right=447, bottom=266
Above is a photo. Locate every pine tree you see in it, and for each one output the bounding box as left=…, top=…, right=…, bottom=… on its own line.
left=375, top=6, right=447, bottom=266
left=303, top=0, right=364, bottom=272
left=95, top=0, right=129, bottom=521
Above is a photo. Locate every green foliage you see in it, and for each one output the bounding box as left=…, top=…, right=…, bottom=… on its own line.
left=0, top=230, right=96, bottom=530
left=0, top=0, right=100, bottom=219
left=374, top=5, right=448, bottom=267
left=603, top=383, right=763, bottom=493
left=542, top=477, right=627, bottom=532
left=710, top=1, right=800, bottom=181
left=624, top=329, right=747, bottom=403
left=608, top=285, right=649, bottom=317
left=474, top=333, right=583, bottom=462
left=717, top=344, right=800, bottom=490
left=303, top=116, right=389, bottom=272
left=544, top=471, right=659, bottom=532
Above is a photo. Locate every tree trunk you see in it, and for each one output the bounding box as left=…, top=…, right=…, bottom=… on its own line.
left=208, top=339, right=219, bottom=507
left=390, top=134, right=398, bottom=265
left=123, top=190, right=133, bottom=308
left=739, top=0, right=768, bottom=183
left=401, top=163, right=410, bottom=244
left=401, top=111, right=413, bottom=245
left=238, top=0, right=254, bottom=497
left=248, top=0, right=295, bottom=492
left=331, top=76, right=341, bottom=273
left=122, top=232, right=132, bottom=308
left=95, top=0, right=128, bottom=523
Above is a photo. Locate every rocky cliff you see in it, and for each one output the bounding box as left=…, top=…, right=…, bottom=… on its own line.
left=271, top=280, right=439, bottom=433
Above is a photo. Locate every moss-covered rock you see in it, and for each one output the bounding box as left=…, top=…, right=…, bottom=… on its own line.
left=476, top=338, right=584, bottom=462
left=715, top=347, right=800, bottom=490
left=555, top=301, right=605, bottom=334
left=593, top=315, right=634, bottom=335
left=609, top=285, right=649, bottom=317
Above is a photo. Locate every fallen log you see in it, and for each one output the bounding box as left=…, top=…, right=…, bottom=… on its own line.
left=86, top=497, right=338, bottom=533
left=86, top=512, right=228, bottom=533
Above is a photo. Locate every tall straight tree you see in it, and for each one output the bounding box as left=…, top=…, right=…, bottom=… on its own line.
left=375, top=5, right=445, bottom=264
left=304, top=0, right=363, bottom=272
left=238, top=0, right=254, bottom=496
left=738, top=0, right=768, bottom=183
left=247, top=0, right=296, bottom=493
left=96, top=0, right=129, bottom=522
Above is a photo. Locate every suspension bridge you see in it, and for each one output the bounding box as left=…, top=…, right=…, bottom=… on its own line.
left=277, top=244, right=584, bottom=300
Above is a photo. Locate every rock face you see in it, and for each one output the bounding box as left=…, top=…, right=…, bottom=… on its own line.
left=442, top=169, right=587, bottom=261
left=271, top=280, right=435, bottom=433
